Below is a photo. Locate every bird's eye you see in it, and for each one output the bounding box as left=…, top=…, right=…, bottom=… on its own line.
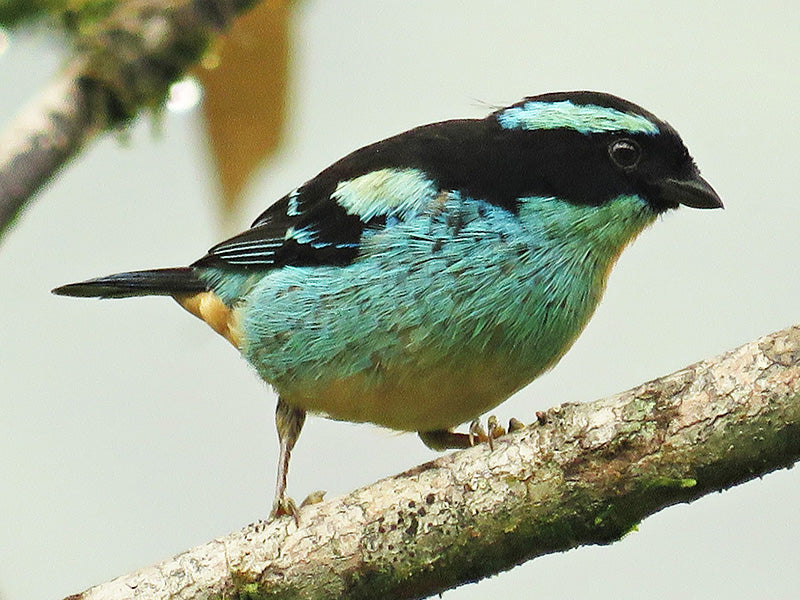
left=608, top=138, right=641, bottom=171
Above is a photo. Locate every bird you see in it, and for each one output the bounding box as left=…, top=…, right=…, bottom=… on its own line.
left=53, top=91, right=723, bottom=520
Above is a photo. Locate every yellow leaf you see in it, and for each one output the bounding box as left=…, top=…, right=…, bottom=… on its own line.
left=196, top=1, right=290, bottom=222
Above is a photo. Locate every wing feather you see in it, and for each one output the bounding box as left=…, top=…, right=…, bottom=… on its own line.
left=192, top=117, right=511, bottom=271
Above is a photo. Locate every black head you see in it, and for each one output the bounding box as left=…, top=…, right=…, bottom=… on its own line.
left=489, top=91, right=723, bottom=212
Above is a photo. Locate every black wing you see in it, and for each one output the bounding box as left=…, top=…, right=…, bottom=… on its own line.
left=192, top=191, right=365, bottom=270
left=192, top=115, right=525, bottom=271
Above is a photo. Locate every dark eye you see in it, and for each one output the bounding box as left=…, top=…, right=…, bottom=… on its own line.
left=608, top=138, right=641, bottom=171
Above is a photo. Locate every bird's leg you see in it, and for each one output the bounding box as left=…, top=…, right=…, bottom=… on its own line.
left=269, top=397, right=306, bottom=522
left=418, top=429, right=472, bottom=450
left=419, top=416, right=526, bottom=451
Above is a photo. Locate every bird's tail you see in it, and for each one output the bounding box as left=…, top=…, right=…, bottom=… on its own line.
left=52, top=267, right=206, bottom=299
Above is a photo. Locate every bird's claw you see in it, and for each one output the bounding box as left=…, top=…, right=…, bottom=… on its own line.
left=300, top=490, right=326, bottom=508
left=508, top=417, right=525, bottom=432
left=469, top=415, right=523, bottom=450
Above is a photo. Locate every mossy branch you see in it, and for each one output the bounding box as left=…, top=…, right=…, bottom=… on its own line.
left=0, top=0, right=260, bottom=240
left=63, top=323, right=800, bottom=600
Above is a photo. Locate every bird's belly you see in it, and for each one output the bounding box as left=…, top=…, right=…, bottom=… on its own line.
left=279, top=350, right=526, bottom=431
left=239, top=267, right=593, bottom=433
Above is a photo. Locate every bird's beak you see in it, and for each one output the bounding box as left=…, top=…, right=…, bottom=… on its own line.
left=660, top=174, right=724, bottom=209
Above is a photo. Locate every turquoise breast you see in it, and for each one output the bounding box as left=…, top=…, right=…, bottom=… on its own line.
left=206, top=193, right=655, bottom=430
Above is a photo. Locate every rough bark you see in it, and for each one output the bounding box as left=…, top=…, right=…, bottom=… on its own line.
left=63, top=323, right=800, bottom=600
left=0, top=0, right=260, bottom=239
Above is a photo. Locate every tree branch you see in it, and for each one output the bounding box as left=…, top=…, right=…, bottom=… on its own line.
left=63, top=323, right=800, bottom=600
left=0, top=0, right=260, bottom=240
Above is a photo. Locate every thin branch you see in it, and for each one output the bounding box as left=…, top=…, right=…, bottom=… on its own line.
left=64, top=323, right=800, bottom=600
left=0, top=58, right=96, bottom=235
left=0, top=0, right=260, bottom=240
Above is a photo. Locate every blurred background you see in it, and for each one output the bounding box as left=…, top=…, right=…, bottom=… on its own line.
left=1, top=2, right=799, bottom=599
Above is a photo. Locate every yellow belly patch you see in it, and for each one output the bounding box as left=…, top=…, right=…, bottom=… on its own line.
left=281, top=356, right=522, bottom=432
left=174, top=291, right=242, bottom=349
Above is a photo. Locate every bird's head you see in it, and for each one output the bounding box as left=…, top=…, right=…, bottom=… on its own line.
left=491, top=91, right=723, bottom=213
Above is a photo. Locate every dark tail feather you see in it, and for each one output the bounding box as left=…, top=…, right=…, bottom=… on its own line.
left=52, top=267, right=207, bottom=299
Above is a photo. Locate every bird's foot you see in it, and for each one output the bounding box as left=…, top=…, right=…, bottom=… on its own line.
left=268, top=490, right=326, bottom=524
left=468, top=416, right=508, bottom=450
left=419, top=417, right=526, bottom=451
left=470, top=416, right=527, bottom=449
left=269, top=496, right=300, bottom=524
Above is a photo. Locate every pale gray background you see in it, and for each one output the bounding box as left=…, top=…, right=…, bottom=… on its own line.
left=2, top=2, right=799, bottom=599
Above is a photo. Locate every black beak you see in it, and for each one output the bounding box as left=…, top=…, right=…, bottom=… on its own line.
left=659, top=174, right=723, bottom=209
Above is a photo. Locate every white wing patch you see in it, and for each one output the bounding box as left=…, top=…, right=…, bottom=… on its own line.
left=332, top=168, right=437, bottom=222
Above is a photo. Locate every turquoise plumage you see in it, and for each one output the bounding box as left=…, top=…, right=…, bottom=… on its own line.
left=225, top=194, right=655, bottom=431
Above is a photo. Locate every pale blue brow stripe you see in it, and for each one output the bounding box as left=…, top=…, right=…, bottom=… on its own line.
left=496, top=100, right=659, bottom=135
